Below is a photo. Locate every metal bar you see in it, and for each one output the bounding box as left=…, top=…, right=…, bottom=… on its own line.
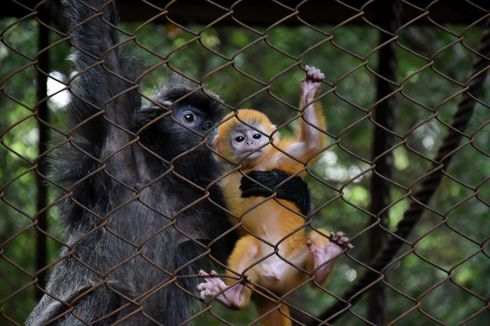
left=34, top=12, right=50, bottom=300
left=367, top=0, right=401, bottom=323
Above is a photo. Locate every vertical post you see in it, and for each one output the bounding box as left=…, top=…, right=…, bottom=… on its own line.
left=368, top=0, right=401, bottom=323
left=35, top=14, right=50, bottom=300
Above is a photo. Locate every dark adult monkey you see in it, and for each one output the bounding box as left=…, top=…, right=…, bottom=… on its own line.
left=26, top=0, right=310, bottom=325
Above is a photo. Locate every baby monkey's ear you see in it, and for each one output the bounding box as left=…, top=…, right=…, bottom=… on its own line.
left=211, top=131, right=220, bottom=149
left=270, top=124, right=280, bottom=143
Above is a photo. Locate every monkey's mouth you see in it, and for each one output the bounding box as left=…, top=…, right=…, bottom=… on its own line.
left=241, top=149, right=262, bottom=159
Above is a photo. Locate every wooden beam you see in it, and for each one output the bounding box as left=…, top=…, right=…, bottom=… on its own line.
left=2, top=0, right=489, bottom=26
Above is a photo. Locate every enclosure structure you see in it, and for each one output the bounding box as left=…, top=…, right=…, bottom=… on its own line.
left=1, top=0, right=489, bottom=325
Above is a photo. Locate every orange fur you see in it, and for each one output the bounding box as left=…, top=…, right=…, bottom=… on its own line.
left=200, top=68, right=343, bottom=326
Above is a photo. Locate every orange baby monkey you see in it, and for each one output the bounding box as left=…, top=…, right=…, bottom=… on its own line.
left=198, top=66, right=351, bottom=325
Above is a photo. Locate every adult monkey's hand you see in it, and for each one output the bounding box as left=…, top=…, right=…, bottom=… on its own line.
left=240, top=168, right=311, bottom=216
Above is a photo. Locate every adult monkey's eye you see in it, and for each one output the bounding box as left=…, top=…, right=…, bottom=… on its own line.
left=184, top=113, right=195, bottom=123
left=235, top=136, right=245, bottom=142
left=205, top=121, right=213, bottom=130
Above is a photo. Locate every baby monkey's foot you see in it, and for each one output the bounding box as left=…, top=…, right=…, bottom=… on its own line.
left=197, top=270, right=249, bottom=310
left=307, top=231, right=351, bottom=283
left=301, top=65, right=325, bottom=103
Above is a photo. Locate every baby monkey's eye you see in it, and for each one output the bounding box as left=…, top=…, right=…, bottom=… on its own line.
left=253, top=134, right=262, bottom=139
left=235, top=136, right=245, bottom=142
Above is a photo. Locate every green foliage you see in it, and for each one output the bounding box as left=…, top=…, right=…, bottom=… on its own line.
left=0, top=16, right=488, bottom=326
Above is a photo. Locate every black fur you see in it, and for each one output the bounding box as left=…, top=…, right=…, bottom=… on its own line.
left=241, top=169, right=312, bottom=215
left=26, top=1, right=311, bottom=325
left=27, top=1, right=230, bottom=325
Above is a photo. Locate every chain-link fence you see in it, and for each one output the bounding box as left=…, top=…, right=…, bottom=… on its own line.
left=1, top=0, right=489, bottom=325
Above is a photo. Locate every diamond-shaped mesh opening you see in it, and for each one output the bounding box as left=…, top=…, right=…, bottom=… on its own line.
left=1, top=1, right=489, bottom=325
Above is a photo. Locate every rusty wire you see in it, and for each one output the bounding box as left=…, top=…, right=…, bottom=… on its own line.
left=316, top=17, right=490, bottom=326
left=1, top=1, right=489, bottom=325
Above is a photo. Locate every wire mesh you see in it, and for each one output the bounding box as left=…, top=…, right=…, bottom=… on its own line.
left=0, top=0, right=489, bottom=325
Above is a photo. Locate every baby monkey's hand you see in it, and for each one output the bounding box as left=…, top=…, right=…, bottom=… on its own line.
left=301, top=65, right=325, bottom=106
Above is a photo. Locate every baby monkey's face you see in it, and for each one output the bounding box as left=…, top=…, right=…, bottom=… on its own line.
left=230, top=124, right=271, bottom=162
